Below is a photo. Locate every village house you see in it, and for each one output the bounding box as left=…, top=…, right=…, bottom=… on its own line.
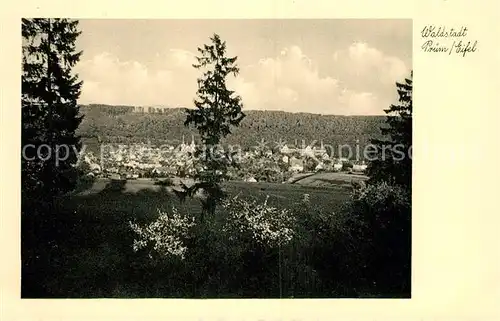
left=352, top=163, right=368, bottom=172
left=333, top=163, right=343, bottom=171
left=289, top=157, right=304, bottom=172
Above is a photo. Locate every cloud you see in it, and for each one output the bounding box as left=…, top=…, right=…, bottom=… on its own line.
left=227, top=46, right=344, bottom=114
left=165, top=49, right=197, bottom=69
left=228, top=44, right=402, bottom=115
left=332, top=42, right=409, bottom=98
left=75, top=51, right=195, bottom=107
left=75, top=43, right=410, bottom=115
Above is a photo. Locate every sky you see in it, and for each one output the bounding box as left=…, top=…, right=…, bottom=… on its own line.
left=74, top=19, right=412, bottom=115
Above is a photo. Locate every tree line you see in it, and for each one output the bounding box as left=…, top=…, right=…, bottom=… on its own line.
left=77, top=105, right=386, bottom=152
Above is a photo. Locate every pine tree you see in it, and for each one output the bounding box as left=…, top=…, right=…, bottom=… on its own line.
left=366, top=71, right=412, bottom=188
left=184, top=33, right=245, bottom=221
left=22, top=18, right=84, bottom=203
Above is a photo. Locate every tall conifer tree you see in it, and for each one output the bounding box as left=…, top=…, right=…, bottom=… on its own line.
left=184, top=33, right=245, bottom=221
left=22, top=18, right=84, bottom=202
left=366, top=71, right=413, bottom=188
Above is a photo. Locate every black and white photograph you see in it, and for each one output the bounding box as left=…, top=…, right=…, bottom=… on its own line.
left=21, top=19, right=412, bottom=298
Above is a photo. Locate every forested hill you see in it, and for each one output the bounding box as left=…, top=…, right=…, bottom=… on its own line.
left=77, top=104, right=387, bottom=151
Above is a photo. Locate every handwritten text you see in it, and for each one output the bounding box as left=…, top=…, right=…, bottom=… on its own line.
left=420, top=25, right=478, bottom=57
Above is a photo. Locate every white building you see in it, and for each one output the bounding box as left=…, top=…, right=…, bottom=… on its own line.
left=289, top=157, right=304, bottom=172
left=301, top=145, right=315, bottom=158
left=280, top=145, right=293, bottom=154
left=352, top=164, right=368, bottom=172
left=315, top=162, right=324, bottom=171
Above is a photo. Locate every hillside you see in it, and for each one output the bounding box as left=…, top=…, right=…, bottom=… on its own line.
left=77, top=104, right=387, bottom=155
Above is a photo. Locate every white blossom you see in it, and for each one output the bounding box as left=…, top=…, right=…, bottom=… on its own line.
left=221, top=195, right=295, bottom=247
left=129, top=207, right=195, bottom=260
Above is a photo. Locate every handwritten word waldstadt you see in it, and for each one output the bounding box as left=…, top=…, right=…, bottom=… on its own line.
left=421, top=25, right=468, bottom=38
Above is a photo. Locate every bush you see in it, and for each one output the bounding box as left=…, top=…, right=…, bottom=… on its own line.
left=303, top=157, right=317, bottom=172
left=342, top=161, right=354, bottom=171
left=221, top=194, right=295, bottom=248
left=285, top=181, right=411, bottom=297
left=129, top=207, right=196, bottom=260
left=289, top=197, right=357, bottom=296
left=124, top=193, right=302, bottom=297
left=122, top=182, right=410, bottom=298
left=342, top=181, right=411, bottom=296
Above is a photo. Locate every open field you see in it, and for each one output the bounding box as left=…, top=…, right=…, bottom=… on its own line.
left=76, top=172, right=367, bottom=215
left=80, top=172, right=367, bottom=196
left=291, top=171, right=368, bottom=188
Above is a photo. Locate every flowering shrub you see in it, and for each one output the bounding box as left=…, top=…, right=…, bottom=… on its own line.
left=221, top=195, right=295, bottom=247
left=129, top=207, right=195, bottom=260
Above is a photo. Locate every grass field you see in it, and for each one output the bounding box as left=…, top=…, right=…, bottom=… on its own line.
left=78, top=175, right=356, bottom=208
left=21, top=174, right=374, bottom=298
left=291, top=171, right=368, bottom=187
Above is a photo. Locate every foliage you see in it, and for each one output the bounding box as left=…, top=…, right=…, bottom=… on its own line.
left=342, top=182, right=411, bottom=295
left=328, top=74, right=413, bottom=295
left=342, top=161, right=354, bottom=171
left=129, top=207, right=196, bottom=260
left=22, top=18, right=84, bottom=200
left=303, top=156, right=318, bottom=172
left=21, top=177, right=412, bottom=298
left=76, top=105, right=385, bottom=155
left=221, top=194, right=295, bottom=248
left=366, top=71, right=412, bottom=188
